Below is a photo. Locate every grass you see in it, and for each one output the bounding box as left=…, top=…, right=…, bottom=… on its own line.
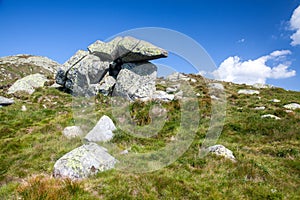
left=0, top=74, right=299, bottom=199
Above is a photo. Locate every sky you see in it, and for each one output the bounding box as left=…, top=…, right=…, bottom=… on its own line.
left=0, top=0, right=300, bottom=91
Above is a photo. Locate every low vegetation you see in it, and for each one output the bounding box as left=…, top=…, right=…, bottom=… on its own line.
left=0, top=74, right=299, bottom=199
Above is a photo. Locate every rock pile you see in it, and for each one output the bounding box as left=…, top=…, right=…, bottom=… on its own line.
left=56, top=36, right=168, bottom=100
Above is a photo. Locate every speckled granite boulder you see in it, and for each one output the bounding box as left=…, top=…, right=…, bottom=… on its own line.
left=53, top=143, right=117, bottom=179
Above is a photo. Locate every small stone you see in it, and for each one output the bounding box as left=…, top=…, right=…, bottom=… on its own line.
left=166, top=87, right=178, bottom=93
left=206, top=144, right=236, bottom=161
left=261, top=114, right=281, bottom=120
left=152, top=90, right=175, bottom=101
left=283, top=103, right=300, bottom=110
left=270, top=99, right=281, bottom=103
left=238, top=89, right=260, bottom=95
left=63, top=126, right=84, bottom=139
left=120, top=149, right=129, bottom=155
left=21, top=105, right=27, bottom=112
left=254, top=106, right=265, bottom=110
left=0, top=96, right=14, bottom=106
left=211, top=95, right=220, bottom=100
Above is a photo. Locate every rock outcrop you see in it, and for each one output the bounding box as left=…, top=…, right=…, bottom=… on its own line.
left=0, top=54, right=60, bottom=86
left=0, top=54, right=59, bottom=73
left=53, top=143, right=117, bottom=179
left=56, top=36, right=168, bottom=100
left=8, top=73, right=48, bottom=94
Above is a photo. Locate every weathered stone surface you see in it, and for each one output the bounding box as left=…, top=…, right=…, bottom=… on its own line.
left=0, top=96, right=14, bottom=106
left=283, top=103, right=300, bottom=110
left=113, top=36, right=168, bottom=62
left=56, top=50, right=89, bottom=86
left=207, top=145, right=236, bottom=161
left=166, top=72, right=190, bottom=82
left=63, top=126, right=84, bottom=139
left=166, top=87, right=178, bottom=93
left=53, top=143, right=117, bottom=179
left=209, top=83, right=224, bottom=90
left=253, top=83, right=274, bottom=89
left=98, top=74, right=116, bottom=96
left=65, top=55, right=110, bottom=94
left=152, top=90, right=175, bottom=101
left=0, top=54, right=60, bottom=73
left=254, top=106, right=266, bottom=110
left=261, top=114, right=281, bottom=120
left=63, top=50, right=89, bottom=70
left=89, top=36, right=168, bottom=63
left=270, top=99, right=281, bottom=103
left=84, top=115, right=116, bottom=142
left=238, top=89, right=260, bottom=95
left=113, top=62, right=157, bottom=100
left=88, top=37, right=122, bottom=61
left=8, top=73, right=48, bottom=94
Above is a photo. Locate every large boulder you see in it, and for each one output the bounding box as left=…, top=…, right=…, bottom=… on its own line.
left=0, top=96, right=14, bottom=106
left=113, top=62, right=157, bottom=100
left=56, top=50, right=89, bottom=86
left=88, top=36, right=168, bottom=62
left=53, top=143, right=117, bottom=179
left=84, top=115, right=116, bottom=142
left=65, top=55, right=110, bottom=95
left=8, top=73, right=48, bottom=94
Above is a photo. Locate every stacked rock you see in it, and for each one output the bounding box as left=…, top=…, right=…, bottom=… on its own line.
left=56, top=36, right=168, bottom=100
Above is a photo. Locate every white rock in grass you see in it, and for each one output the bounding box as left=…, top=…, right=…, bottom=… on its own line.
left=53, top=143, right=117, bottom=179
left=283, top=103, right=300, bottom=110
left=270, top=99, right=281, bottom=103
left=207, top=145, right=236, bottom=161
left=238, top=89, right=260, bottom=95
left=254, top=106, right=265, bottom=110
left=84, top=115, right=116, bottom=142
left=63, top=126, right=84, bottom=139
left=261, top=114, right=281, bottom=120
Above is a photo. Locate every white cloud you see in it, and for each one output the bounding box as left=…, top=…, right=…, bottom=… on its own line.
left=269, top=50, right=291, bottom=57
left=213, top=50, right=296, bottom=85
left=290, top=5, right=300, bottom=46
left=237, top=38, right=245, bottom=43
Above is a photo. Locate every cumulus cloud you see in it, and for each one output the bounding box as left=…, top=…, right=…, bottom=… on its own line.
left=290, top=5, right=300, bottom=46
left=213, top=50, right=296, bottom=85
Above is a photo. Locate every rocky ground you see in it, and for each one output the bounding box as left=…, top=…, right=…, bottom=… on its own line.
left=0, top=37, right=299, bottom=199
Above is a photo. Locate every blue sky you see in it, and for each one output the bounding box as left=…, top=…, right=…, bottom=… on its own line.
left=0, top=0, right=300, bottom=91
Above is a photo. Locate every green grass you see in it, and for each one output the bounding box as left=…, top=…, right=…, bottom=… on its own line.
left=0, top=74, right=299, bottom=199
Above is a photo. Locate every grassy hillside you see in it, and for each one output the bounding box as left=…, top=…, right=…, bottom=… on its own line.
left=0, top=74, right=299, bottom=199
